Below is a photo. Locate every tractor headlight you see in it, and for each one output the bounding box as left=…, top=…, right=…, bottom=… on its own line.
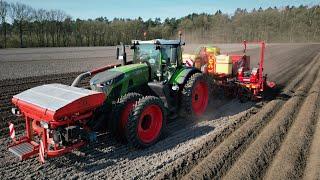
left=11, top=107, right=22, bottom=117
left=97, top=79, right=113, bottom=88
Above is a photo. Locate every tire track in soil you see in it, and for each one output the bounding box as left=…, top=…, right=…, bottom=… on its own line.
left=63, top=106, right=255, bottom=179
left=161, top=100, right=281, bottom=180
left=81, top=109, right=256, bottom=180
left=0, top=96, right=256, bottom=179
left=0, top=110, right=250, bottom=179
left=183, top=100, right=288, bottom=180
left=272, top=45, right=320, bottom=86
left=303, top=109, right=320, bottom=180
left=156, top=49, right=320, bottom=180
left=221, top=54, right=320, bottom=180
left=262, top=61, right=320, bottom=179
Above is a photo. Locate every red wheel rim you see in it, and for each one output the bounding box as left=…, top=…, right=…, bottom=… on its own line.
left=137, top=105, right=163, bottom=144
left=120, top=102, right=135, bottom=133
left=192, top=81, right=209, bottom=116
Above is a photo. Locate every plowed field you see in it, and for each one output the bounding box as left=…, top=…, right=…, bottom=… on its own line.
left=0, top=43, right=319, bottom=179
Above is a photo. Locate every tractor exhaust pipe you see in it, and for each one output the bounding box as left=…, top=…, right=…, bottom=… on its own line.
left=121, top=42, right=127, bottom=66
left=116, top=43, right=127, bottom=66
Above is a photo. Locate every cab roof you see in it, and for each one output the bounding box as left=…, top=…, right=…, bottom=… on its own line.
left=132, top=39, right=184, bottom=46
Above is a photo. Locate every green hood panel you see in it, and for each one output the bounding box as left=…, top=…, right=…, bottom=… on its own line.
left=169, top=67, right=201, bottom=85
left=112, top=63, right=149, bottom=74
left=90, top=63, right=150, bottom=102
left=90, top=63, right=149, bottom=85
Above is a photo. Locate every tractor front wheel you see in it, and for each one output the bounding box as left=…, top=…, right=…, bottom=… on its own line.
left=127, top=96, right=166, bottom=148
left=181, top=73, right=209, bottom=119
left=111, top=93, right=143, bottom=141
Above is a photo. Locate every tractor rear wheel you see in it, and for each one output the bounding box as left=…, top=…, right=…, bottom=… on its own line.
left=181, top=73, right=209, bottom=119
left=111, top=93, right=143, bottom=141
left=127, top=96, right=166, bottom=148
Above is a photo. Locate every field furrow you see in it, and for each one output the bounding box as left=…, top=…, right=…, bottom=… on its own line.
left=168, top=50, right=317, bottom=179
left=303, top=111, right=320, bottom=180
left=263, top=65, right=320, bottom=179
left=222, top=54, right=320, bottom=180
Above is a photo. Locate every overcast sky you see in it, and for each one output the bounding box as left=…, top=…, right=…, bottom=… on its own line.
left=8, top=0, right=319, bottom=20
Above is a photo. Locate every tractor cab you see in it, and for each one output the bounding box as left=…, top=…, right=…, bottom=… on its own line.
left=131, top=39, right=184, bottom=82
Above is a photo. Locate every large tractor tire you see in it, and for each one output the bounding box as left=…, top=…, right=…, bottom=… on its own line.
left=111, top=93, right=143, bottom=141
left=127, top=96, right=166, bottom=148
left=87, top=103, right=111, bottom=132
left=181, top=73, right=209, bottom=119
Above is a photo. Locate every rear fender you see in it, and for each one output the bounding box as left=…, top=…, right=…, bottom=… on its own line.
left=169, top=67, right=201, bottom=85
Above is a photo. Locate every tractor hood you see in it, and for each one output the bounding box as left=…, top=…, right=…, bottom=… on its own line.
left=90, top=63, right=149, bottom=94
left=90, top=64, right=149, bottom=85
left=12, top=83, right=105, bottom=121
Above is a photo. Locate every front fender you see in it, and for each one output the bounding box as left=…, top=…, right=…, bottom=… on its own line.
left=169, top=67, right=201, bottom=85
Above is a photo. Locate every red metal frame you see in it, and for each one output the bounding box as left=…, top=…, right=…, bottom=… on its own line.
left=8, top=66, right=108, bottom=162
left=205, top=40, right=272, bottom=99
left=8, top=136, right=40, bottom=160
left=90, top=63, right=121, bottom=75
left=238, top=41, right=266, bottom=96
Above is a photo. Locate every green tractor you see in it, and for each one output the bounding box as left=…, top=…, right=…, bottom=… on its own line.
left=8, top=37, right=210, bottom=162
left=89, top=38, right=210, bottom=148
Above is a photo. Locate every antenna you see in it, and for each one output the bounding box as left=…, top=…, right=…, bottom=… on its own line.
left=178, top=30, right=182, bottom=42
left=143, top=32, right=147, bottom=40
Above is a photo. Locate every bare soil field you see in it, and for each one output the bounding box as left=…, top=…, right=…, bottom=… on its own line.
left=0, top=43, right=259, bottom=80
left=0, top=43, right=319, bottom=179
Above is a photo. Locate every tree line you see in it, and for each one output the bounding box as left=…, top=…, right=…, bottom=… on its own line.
left=0, top=1, right=319, bottom=48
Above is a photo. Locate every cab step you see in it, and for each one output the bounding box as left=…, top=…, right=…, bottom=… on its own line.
left=8, top=142, right=38, bottom=160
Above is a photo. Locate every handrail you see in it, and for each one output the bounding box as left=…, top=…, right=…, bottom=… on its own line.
left=71, top=63, right=121, bottom=87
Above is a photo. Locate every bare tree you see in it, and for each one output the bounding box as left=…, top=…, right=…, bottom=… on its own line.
left=0, top=1, right=319, bottom=48
left=10, top=2, right=33, bottom=47
left=55, top=10, right=67, bottom=46
left=33, top=8, right=47, bottom=46
left=0, top=0, right=9, bottom=48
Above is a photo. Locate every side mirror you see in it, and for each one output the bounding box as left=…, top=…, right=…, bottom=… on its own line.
left=116, top=47, right=120, bottom=59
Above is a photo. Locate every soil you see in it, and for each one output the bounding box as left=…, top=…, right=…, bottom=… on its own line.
left=0, top=43, right=319, bottom=179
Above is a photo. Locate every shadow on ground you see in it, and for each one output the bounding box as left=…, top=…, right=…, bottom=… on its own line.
left=48, top=95, right=259, bottom=174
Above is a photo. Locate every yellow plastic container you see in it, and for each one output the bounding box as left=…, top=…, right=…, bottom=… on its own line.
left=215, top=55, right=232, bottom=75
left=206, top=47, right=220, bottom=55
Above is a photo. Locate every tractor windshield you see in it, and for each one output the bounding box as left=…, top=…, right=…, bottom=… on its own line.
left=133, top=44, right=161, bottom=79
left=133, top=44, right=160, bottom=63
left=133, top=43, right=182, bottom=81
